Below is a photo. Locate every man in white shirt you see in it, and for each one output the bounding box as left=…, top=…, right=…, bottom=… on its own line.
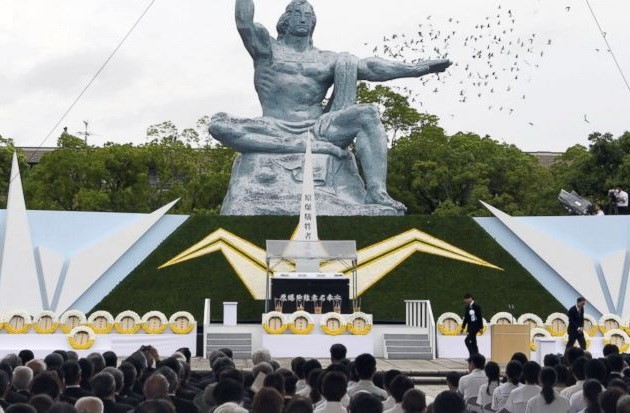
left=503, top=361, right=541, bottom=413
left=568, top=359, right=607, bottom=413
left=347, top=354, right=387, bottom=400
left=382, top=370, right=402, bottom=411
left=315, top=372, right=348, bottom=413
left=616, top=187, right=629, bottom=215
left=384, top=375, right=414, bottom=413
left=560, top=357, right=587, bottom=401
left=291, top=357, right=307, bottom=393
left=458, top=353, right=487, bottom=402
left=492, top=361, right=523, bottom=412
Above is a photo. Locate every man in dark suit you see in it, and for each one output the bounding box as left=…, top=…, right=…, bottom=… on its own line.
left=566, top=296, right=587, bottom=350
left=461, top=293, right=483, bottom=356
left=91, top=372, right=134, bottom=413
left=62, top=360, right=92, bottom=403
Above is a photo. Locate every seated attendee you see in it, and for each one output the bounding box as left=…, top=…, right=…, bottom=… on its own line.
left=75, top=397, right=104, bottom=413
left=543, top=354, right=561, bottom=368
left=382, top=370, right=402, bottom=410
left=617, top=395, right=630, bottom=413
left=569, top=359, right=607, bottom=413
left=315, top=371, right=347, bottom=413
left=18, top=351, right=35, bottom=367
left=24, top=361, right=44, bottom=380
left=511, top=353, right=529, bottom=367
left=285, top=397, right=314, bottom=413
left=103, top=367, right=138, bottom=407
left=87, top=355, right=106, bottom=376
left=476, top=361, right=500, bottom=408
left=118, top=362, right=143, bottom=402
left=564, top=347, right=585, bottom=368
left=67, top=352, right=79, bottom=362
left=6, top=404, right=37, bottom=413
left=134, top=400, right=176, bottom=413
left=213, top=402, right=247, bottom=413
left=264, top=373, right=286, bottom=397
left=347, top=354, right=387, bottom=399
left=372, top=372, right=385, bottom=391
left=176, top=362, right=199, bottom=401
left=9, top=367, right=32, bottom=403
left=602, top=344, right=619, bottom=357
left=91, top=372, right=133, bottom=413
left=78, top=359, right=94, bottom=392
left=581, top=379, right=603, bottom=413
left=524, top=367, right=569, bottom=413
left=504, top=361, right=542, bottom=413
left=213, top=379, right=243, bottom=409
left=445, top=372, right=461, bottom=393
left=384, top=375, right=414, bottom=413
left=348, top=392, right=383, bottom=413
left=29, top=394, right=54, bottom=413
left=606, top=354, right=625, bottom=382
left=401, top=389, right=426, bottom=413
left=599, top=388, right=625, bottom=413
left=296, top=360, right=322, bottom=398
left=307, top=369, right=324, bottom=405
left=252, top=388, right=283, bottom=413
left=62, top=361, right=91, bottom=402
left=554, top=364, right=570, bottom=392
left=276, top=368, right=298, bottom=399
left=44, top=354, right=64, bottom=371
left=48, top=402, right=78, bottom=413
left=330, top=345, right=347, bottom=365
left=30, top=371, right=61, bottom=400
left=0, top=371, right=11, bottom=409
left=251, top=350, right=272, bottom=366
left=457, top=353, right=487, bottom=402
left=103, top=353, right=117, bottom=369
left=492, top=360, right=522, bottom=412
left=291, top=358, right=307, bottom=393
left=155, top=367, right=198, bottom=413
left=560, top=357, right=587, bottom=400
left=432, top=391, right=465, bottom=413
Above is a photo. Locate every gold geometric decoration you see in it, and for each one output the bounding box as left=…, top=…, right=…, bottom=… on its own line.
left=159, top=227, right=503, bottom=299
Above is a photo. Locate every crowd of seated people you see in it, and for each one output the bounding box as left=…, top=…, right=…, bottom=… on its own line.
left=0, top=343, right=628, bottom=413
left=452, top=344, right=630, bottom=413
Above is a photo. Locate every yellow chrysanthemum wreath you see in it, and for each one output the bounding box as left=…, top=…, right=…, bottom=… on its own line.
left=33, top=311, right=59, bottom=334
left=169, top=311, right=196, bottom=334
left=4, top=310, right=31, bottom=334
left=347, top=312, right=373, bottom=336
left=88, top=311, right=115, bottom=334
left=141, top=311, right=168, bottom=334
left=67, top=326, right=96, bottom=350
left=321, top=312, right=346, bottom=336
left=114, top=311, right=142, bottom=334
left=288, top=311, right=315, bottom=335
left=262, top=312, right=288, bottom=335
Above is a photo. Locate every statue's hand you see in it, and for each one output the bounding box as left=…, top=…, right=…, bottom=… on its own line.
left=311, top=140, right=349, bottom=159
left=428, top=59, right=452, bottom=74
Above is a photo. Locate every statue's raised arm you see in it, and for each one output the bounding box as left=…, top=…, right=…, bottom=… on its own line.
left=358, top=56, right=452, bottom=82
left=235, top=0, right=271, bottom=59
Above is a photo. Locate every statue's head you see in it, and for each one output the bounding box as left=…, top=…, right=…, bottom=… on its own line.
left=277, top=0, right=317, bottom=45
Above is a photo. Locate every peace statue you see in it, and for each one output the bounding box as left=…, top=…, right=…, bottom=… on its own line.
left=209, top=0, right=452, bottom=216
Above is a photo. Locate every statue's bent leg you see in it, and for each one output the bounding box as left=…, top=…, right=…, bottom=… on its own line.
left=318, top=104, right=406, bottom=211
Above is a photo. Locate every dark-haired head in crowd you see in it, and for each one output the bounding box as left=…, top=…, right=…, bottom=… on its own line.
left=348, top=392, right=383, bottom=413
left=432, top=390, right=465, bottom=413
left=347, top=354, right=387, bottom=400
left=329, top=344, right=347, bottom=365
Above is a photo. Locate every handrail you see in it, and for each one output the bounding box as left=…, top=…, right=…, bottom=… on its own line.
left=405, top=300, right=437, bottom=359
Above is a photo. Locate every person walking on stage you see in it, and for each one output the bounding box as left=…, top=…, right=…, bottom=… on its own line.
left=461, top=293, right=483, bottom=356
left=566, top=297, right=587, bottom=350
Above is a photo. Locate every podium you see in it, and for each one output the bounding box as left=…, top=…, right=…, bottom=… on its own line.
left=491, top=324, right=530, bottom=363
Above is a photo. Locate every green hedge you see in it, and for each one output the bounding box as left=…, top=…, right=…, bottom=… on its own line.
left=93, top=215, right=564, bottom=322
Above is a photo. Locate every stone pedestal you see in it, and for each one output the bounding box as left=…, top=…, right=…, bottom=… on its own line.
left=220, top=152, right=402, bottom=216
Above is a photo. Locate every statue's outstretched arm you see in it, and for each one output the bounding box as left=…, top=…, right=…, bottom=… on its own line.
left=357, top=57, right=452, bottom=82
left=235, top=0, right=271, bottom=58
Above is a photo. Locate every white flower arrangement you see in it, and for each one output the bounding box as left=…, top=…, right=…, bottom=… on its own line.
left=141, top=311, right=168, bottom=334
left=169, top=311, right=196, bottom=334
left=88, top=311, right=115, bottom=334
left=583, top=314, right=599, bottom=336
left=288, top=311, right=314, bottom=335
left=0, top=312, right=4, bottom=332
left=530, top=327, right=551, bottom=351
left=625, top=318, right=630, bottom=335
left=59, top=310, right=87, bottom=333
left=603, top=329, right=630, bottom=353
left=320, top=312, right=346, bottom=336
left=262, top=311, right=287, bottom=335
left=4, top=310, right=32, bottom=334
left=114, top=311, right=141, bottom=334
left=599, top=313, right=623, bottom=334
left=346, top=312, right=372, bottom=336
left=437, top=312, right=463, bottom=336
left=33, top=311, right=59, bottom=334
left=517, top=313, right=544, bottom=328
left=545, top=313, right=569, bottom=337
left=490, top=312, right=515, bottom=325
left=67, top=326, right=96, bottom=350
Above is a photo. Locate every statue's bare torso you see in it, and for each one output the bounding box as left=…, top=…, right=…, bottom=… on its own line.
left=255, top=41, right=336, bottom=122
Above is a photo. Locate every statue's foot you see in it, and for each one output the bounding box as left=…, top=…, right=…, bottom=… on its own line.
left=366, top=188, right=407, bottom=212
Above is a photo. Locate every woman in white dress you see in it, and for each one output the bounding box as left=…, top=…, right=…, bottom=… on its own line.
left=525, top=367, right=569, bottom=413
left=477, top=362, right=501, bottom=408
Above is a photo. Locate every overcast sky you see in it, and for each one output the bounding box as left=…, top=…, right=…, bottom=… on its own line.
left=1, top=0, right=628, bottom=152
